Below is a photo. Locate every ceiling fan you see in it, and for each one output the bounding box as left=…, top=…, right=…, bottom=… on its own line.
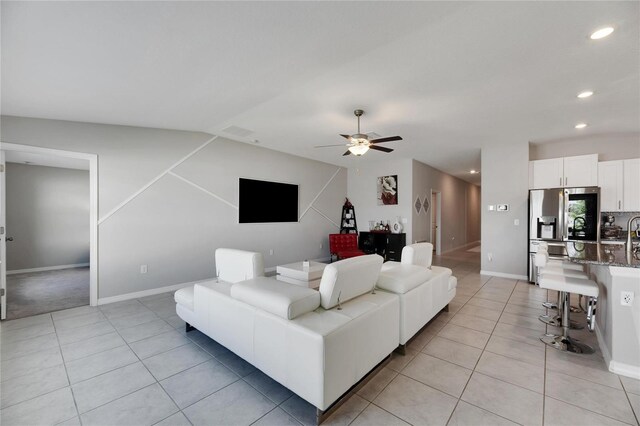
left=315, top=109, right=403, bottom=156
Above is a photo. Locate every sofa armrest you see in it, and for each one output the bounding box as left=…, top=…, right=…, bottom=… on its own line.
left=230, top=277, right=320, bottom=319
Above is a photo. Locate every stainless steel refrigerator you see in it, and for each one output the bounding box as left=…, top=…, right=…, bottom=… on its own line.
left=528, top=187, right=600, bottom=282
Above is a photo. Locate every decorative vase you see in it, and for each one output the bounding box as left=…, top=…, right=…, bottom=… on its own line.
left=392, top=216, right=403, bottom=234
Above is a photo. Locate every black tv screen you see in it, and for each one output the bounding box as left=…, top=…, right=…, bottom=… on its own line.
left=239, top=178, right=299, bottom=223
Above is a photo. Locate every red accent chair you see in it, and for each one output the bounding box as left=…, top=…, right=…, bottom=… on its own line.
left=329, top=234, right=366, bottom=262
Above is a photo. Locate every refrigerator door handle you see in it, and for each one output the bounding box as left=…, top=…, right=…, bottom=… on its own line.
left=560, top=190, right=567, bottom=241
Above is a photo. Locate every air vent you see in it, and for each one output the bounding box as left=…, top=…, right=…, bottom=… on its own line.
left=222, top=125, right=254, bottom=138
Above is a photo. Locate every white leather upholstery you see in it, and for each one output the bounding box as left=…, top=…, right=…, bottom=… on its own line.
left=377, top=264, right=432, bottom=294
left=215, top=248, right=264, bottom=283
left=400, top=243, right=433, bottom=268
left=541, top=265, right=588, bottom=280
left=540, top=273, right=599, bottom=297
left=174, top=251, right=399, bottom=411
left=174, top=286, right=194, bottom=311
left=318, top=254, right=383, bottom=309
left=378, top=264, right=455, bottom=345
left=230, top=277, right=320, bottom=320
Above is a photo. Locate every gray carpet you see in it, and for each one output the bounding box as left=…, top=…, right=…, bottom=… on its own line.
left=5, top=267, right=89, bottom=320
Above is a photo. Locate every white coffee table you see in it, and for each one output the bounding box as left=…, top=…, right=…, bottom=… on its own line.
left=276, top=261, right=326, bottom=289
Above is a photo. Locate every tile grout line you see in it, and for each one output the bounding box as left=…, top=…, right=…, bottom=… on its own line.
left=50, top=312, right=83, bottom=425
left=444, top=275, right=522, bottom=425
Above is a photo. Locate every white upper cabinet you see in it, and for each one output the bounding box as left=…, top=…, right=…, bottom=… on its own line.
left=530, top=158, right=564, bottom=189
left=623, top=159, right=640, bottom=211
left=529, top=154, right=598, bottom=189
left=598, top=160, right=623, bottom=211
left=563, top=154, right=599, bottom=187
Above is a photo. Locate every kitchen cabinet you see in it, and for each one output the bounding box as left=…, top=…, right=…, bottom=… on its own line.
left=623, top=159, right=640, bottom=211
left=563, top=154, right=598, bottom=187
left=529, top=154, right=598, bottom=189
left=598, top=160, right=624, bottom=211
left=530, top=158, right=564, bottom=189
left=597, top=158, right=640, bottom=212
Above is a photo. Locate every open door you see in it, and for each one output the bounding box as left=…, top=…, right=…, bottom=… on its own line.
left=1, top=150, right=6, bottom=320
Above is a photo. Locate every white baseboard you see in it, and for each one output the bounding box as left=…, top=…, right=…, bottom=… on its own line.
left=595, top=322, right=640, bottom=379
left=480, top=270, right=528, bottom=281
left=97, top=278, right=212, bottom=306
left=7, top=263, right=90, bottom=275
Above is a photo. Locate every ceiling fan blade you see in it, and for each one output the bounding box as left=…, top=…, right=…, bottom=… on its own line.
left=314, top=143, right=350, bottom=148
left=370, top=136, right=403, bottom=144
left=342, top=150, right=352, bottom=156
left=340, top=134, right=351, bottom=139
left=369, top=145, right=394, bottom=153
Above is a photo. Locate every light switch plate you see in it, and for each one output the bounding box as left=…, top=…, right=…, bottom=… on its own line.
left=488, top=205, right=495, bottom=211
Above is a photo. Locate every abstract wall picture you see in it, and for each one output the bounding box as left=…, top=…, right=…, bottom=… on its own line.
left=378, top=175, right=398, bottom=205
left=423, top=196, right=430, bottom=214
left=414, top=196, right=423, bottom=214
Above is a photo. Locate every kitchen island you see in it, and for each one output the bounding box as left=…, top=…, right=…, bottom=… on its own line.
left=566, top=242, right=640, bottom=379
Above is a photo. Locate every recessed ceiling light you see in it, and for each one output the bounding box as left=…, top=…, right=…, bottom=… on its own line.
left=575, top=123, right=588, bottom=129
left=590, top=27, right=614, bottom=40
left=577, top=91, right=594, bottom=98
left=470, top=170, right=478, bottom=174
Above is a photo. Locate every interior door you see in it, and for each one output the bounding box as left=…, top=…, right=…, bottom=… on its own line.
left=431, top=193, right=437, bottom=251
left=1, top=151, right=6, bottom=320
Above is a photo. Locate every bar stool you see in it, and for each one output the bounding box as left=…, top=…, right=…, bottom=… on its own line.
left=536, top=244, right=585, bottom=314
left=536, top=252, right=599, bottom=354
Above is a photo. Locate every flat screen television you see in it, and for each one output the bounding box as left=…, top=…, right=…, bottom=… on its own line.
left=239, top=178, right=299, bottom=223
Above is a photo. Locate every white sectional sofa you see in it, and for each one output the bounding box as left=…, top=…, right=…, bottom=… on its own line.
left=377, top=243, right=457, bottom=347
left=174, top=245, right=456, bottom=421
left=175, top=250, right=399, bottom=417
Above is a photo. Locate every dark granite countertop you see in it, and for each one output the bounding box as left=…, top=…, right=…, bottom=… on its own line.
left=566, top=242, right=640, bottom=268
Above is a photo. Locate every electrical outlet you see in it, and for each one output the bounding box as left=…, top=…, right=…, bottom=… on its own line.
left=487, top=253, right=493, bottom=262
left=514, top=219, right=520, bottom=226
left=269, top=249, right=274, bottom=256
left=621, top=291, right=634, bottom=306
left=140, top=265, right=148, bottom=274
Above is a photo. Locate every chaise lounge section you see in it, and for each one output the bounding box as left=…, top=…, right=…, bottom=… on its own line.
left=377, top=242, right=457, bottom=348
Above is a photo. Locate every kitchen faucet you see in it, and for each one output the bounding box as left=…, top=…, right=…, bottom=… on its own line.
left=627, top=215, right=640, bottom=254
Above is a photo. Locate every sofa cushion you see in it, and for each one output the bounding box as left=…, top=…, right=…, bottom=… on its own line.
left=377, top=264, right=432, bottom=294
left=230, top=277, right=320, bottom=320
left=174, top=286, right=194, bottom=311
left=215, top=248, right=265, bottom=283
left=401, top=243, right=433, bottom=268
left=318, top=254, right=383, bottom=309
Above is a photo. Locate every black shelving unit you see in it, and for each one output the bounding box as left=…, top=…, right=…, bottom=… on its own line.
left=340, top=199, right=358, bottom=234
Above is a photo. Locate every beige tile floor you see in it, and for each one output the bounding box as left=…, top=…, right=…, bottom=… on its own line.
left=1, top=247, right=639, bottom=425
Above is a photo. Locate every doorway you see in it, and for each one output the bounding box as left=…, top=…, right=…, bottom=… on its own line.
left=0, top=143, right=98, bottom=320
left=431, top=190, right=442, bottom=255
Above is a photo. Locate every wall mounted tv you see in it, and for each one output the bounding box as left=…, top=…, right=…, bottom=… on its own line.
left=239, top=178, right=299, bottom=223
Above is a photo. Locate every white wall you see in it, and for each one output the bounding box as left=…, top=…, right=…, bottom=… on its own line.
left=6, top=163, right=89, bottom=271
left=530, top=132, right=640, bottom=161
left=411, top=160, right=480, bottom=252
left=481, top=141, right=529, bottom=279
left=347, top=159, right=413, bottom=238
left=347, top=158, right=480, bottom=254
left=1, top=116, right=346, bottom=299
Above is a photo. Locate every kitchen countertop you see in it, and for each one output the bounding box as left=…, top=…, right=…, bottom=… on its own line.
left=566, top=241, right=640, bottom=268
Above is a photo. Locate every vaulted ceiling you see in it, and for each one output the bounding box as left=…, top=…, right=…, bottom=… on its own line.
left=2, top=2, right=638, bottom=184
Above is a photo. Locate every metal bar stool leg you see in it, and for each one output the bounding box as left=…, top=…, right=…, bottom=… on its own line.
left=541, top=291, right=594, bottom=354
left=539, top=291, right=584, bottom=329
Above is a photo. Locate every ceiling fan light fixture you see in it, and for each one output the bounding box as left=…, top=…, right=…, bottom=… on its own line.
left=348, top=145, right=370, bottom=156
